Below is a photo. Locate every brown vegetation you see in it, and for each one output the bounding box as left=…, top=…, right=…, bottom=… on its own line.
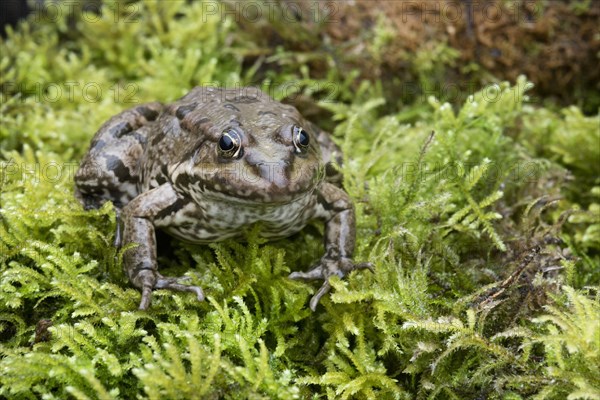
left=233, top=0, right=600, bottom=112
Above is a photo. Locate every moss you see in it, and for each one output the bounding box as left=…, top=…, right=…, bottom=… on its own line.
left=1, top=1, right=599, bottom=399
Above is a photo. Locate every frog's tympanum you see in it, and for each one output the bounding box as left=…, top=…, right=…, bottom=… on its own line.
left=75, top=87, right=371, bottom=311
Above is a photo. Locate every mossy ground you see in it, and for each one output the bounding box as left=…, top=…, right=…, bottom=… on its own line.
left=1, top=1, right=599, bottom=399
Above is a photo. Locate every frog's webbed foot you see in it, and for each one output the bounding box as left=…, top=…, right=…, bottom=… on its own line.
left=136, top=270, right=205, bottom=310
left=289, top=257, right=373, bottom=311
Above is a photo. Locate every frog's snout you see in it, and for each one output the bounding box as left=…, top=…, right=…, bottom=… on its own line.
left=252, top=161, right=289, bottom=189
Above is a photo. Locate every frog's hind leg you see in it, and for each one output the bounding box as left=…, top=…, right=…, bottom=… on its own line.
left=74, top=102, right=163, bottom=210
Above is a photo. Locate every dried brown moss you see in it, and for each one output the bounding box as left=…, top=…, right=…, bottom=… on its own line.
left=233, top=0, right=600, bottom=113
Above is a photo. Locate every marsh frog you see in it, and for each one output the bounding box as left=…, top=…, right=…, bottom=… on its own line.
left=75, top=87, right=371, bottom=310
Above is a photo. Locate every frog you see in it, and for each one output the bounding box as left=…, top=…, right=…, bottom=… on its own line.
left=74, top=86, right=372, bottom=311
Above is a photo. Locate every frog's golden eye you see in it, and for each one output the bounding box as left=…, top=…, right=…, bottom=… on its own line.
left=218, top=129, right=242, bottom=158
left=293, top=126, right=310, bottom=153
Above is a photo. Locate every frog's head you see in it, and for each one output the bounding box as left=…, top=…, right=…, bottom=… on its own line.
left=171, top=88, right=326, bottom=205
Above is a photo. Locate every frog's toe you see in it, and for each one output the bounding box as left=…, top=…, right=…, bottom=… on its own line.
left=137, top=272, right=205, bottom=310
left=289, top=258, right=373, bottom=281
left=289, top=258, right=374, bottom=311
left=155, top=275, right=205, bottom=302
left=135, top=270, right=156, bottom=310
left=139, top=286, right=153, bottom=310
left=288, top=265, right=326, bottom=280
left=289, top=264, right=331, bottom=311
left=354, top=262, right=375, bottom=274
left=309, top=280, right=332, bottom=311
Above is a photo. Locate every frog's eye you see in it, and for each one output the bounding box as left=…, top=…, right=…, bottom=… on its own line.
left=218, top=129, right=242, bottom=158
left=293, top=126, right=310, bottom=153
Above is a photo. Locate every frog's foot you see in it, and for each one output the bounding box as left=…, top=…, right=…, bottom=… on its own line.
left=136, top=270, right=205, bottom=310
left=289, top=257, right=373, bottom=311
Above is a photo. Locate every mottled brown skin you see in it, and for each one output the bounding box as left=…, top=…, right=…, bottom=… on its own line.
left=75, top=87, right=371, bottom=311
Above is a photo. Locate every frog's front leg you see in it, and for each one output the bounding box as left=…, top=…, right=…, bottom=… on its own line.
left=122, top=183, right=204, bottom=310
left=289, top=182, right=373, bottom=311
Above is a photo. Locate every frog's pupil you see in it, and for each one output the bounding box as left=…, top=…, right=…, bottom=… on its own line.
left=298, top=129, right=309, bottom=147
left=219, top=134, right=235, bottom=151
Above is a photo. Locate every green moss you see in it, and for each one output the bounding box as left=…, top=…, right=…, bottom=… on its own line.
left=1, top=1, right=599, bottom=399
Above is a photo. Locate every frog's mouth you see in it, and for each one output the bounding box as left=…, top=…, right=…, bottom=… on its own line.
left=205, top=169, right=321, bottom=205
left=201, top=187, right=315, bottom=206
left=174, top=160, right=324, bottom=206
